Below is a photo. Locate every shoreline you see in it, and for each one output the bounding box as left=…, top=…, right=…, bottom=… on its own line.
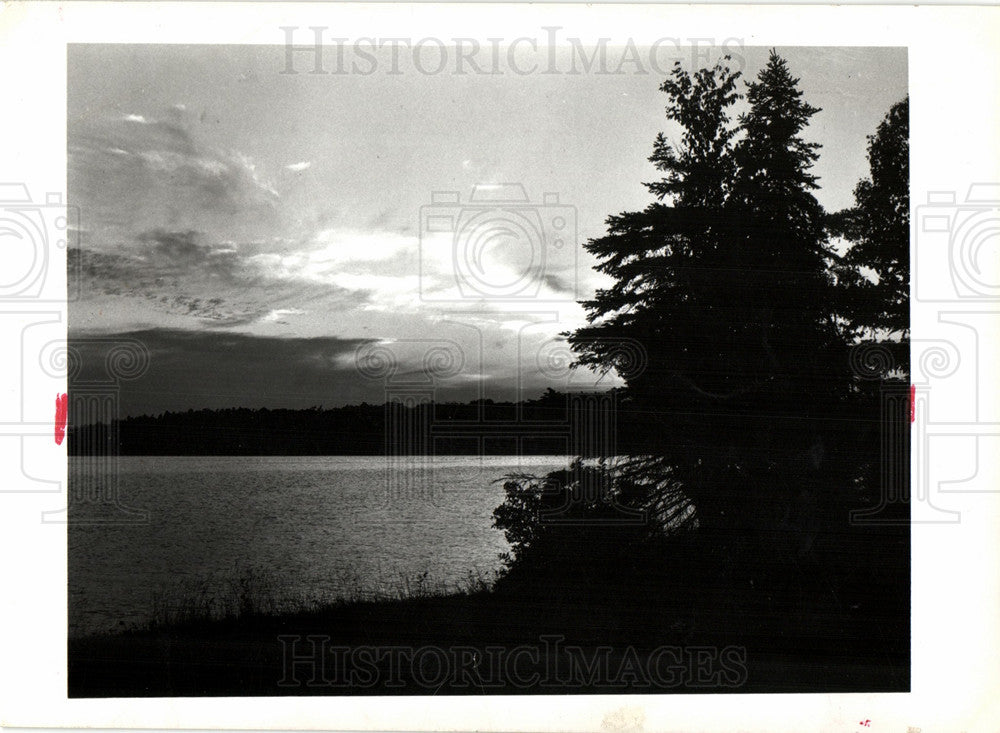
left=69, top=582, right=909, bottom=696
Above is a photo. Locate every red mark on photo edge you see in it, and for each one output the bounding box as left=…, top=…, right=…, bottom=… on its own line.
left=55, top=393, right=68, bottom=445
left=909, top=384, right=916, bottom=423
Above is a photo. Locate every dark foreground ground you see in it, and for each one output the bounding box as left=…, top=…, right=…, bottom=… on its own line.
left=69, top=584, right=908, bottom=696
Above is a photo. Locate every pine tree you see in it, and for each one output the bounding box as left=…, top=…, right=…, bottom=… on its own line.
left=498, top=52, right=863, bottom=596
left=713, top=50, right=850, bottom=518
left=493, top=51, right=908, bottom=659
left=570, top=57, right=743, bottom=436
left=565, top=58, right=745, bottom=536
left=829, top=98, right=911, bottom=523
left=834, top=97, right=910, bottom=344
left=726, top=50, right=841, bottom=400
left=571, top=52, right=849, bottom=541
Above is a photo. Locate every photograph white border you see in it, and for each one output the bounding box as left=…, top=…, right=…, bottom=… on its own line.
left=1, top=2, right=998, bottom=731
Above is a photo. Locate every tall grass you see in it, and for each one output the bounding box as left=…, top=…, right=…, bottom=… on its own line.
left=143, top=563, right=495, bottom=632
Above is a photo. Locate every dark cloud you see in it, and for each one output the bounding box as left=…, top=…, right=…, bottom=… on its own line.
left=140, top=228, right=205, bottom=261
left=68, top=329, right=380, bottom=418
left=541, top=272, right=578, bottom=296
left=136, top=228, right=244, bottom=279
left=70, top=241, right=264, bottom=324
left=71, top=229, right=370, bottom=326
left=65, top=325, right=576, bottom=419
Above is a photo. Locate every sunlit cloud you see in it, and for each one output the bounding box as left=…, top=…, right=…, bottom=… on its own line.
left=261, top=308, right=307, bottom=323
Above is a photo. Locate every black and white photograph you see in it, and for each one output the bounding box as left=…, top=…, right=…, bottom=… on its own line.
left=0, top=3, right=998, bottom=731
left=65, top=41, right=911, bottom=696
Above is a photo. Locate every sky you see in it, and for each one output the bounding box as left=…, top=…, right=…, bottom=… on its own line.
left=67, top=44, right=907, bottom=416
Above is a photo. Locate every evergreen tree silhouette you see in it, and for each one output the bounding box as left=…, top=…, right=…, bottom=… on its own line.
left=833, top=96, right=910, bottom=347
left=495, top=52, right=888, bottom=622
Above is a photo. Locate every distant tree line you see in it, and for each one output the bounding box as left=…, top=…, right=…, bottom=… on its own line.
left=68, top=388, right=646, bottom=456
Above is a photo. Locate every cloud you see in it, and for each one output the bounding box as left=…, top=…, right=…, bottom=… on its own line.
left=281, top=229, right=419, bottom=285
left=261, top=308, right=307, bottom=323
left=136, top=228, right=244, bottom=275
left=73, top=244, right=263, bottom=325
left=67, top=329, right=378, bottom=417
left=66, top=307, right=608, bottom=415
left=541, top=272, right=577, bottom=296
left=69, top=106, right=281, bottom=246
left=70, top=105, right=590, bottom=341
left=71, top=227, right=366, bottom=328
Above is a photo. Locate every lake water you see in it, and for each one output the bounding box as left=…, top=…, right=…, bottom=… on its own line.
left=68, top=455, right=570, bottom=637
